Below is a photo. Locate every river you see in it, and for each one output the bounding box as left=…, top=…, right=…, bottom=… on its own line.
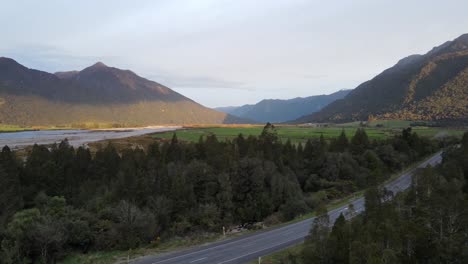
left=0, top=126, right=181, bottom=149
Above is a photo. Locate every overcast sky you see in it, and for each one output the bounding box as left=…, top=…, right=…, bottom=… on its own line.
left=1, top=0, right=467, bottom=107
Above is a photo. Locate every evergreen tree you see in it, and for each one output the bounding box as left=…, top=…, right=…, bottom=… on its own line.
left=328, top=213, right=349, bottom=264
left=260, top=123, right=279, bottom=160
left=350, top=128, right=370, bottom=154
left=330, top=129, right=349, bottom=152
left=302, top=206, right=331, bottom=263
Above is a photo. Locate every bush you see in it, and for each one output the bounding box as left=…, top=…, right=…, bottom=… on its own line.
left=280, top=199, right=309, bottom=221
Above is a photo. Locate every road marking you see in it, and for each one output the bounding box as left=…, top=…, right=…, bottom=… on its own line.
left=216, top=236, right=304, bottom=264
left=149, top=219, right=313, bottom=263
left=190, top=257, right=207, bottom=263
left=240, top=229, right=296, bottom=248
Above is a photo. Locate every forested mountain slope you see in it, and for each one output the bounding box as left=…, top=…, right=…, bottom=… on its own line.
left=0, top=58, right=243, bottom=126
left=216, top=90, right=350, bottom=123
left=297, top=34, right=468, bottom=124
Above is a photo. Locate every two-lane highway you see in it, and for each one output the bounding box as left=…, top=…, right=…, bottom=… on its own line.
left=133, top=152, right=443, bottom=264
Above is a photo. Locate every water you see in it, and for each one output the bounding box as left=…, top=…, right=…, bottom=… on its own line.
left=0, top=126, right=180, bottom=149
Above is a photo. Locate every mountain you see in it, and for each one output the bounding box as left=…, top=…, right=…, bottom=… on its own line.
left=215, top=90, right=350, bottom=123
left=216, top=105, right=255, bottom=119
left=213, top=106, right=242, bottom=115
left=297, top=34, right=468, bottom=124
left=0, top=58, right=244, bottom=126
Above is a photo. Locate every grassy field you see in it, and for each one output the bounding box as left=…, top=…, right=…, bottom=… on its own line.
left=0, top=124, right=77, bottom=133
left=152, top=126, right=389, bottom=143
left=151, top=124, right=466, bottom=144
left=0, top=123, right=133, bottom=133
left=249, top=244, right=304, bottom=264
left=338, top=120, right=413, bottom=128
left=0, top=124, right=33, bottom=133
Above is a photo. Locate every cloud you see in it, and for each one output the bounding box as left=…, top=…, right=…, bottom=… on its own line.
left=146, top=73, right=253, bottom=91
left=0, top=44, right=119, bottom=72
left=301, top=74, right=327, bottom=80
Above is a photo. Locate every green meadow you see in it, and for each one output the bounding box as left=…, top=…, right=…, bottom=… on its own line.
left=152, top=123, right=467, bottom=143
left=0, top=124, right=33, bottom=133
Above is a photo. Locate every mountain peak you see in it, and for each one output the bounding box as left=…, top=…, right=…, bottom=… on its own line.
left=90, top=61, right=107, bottom=68
left=0, top=57, right=20, bottom=65
left=0, top=57, right=234, bottom=126
left=0, top=57, right=28, bottom=73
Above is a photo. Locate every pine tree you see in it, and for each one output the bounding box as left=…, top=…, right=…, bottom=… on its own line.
left=302, top=206, right=331, bottom=263
left=329, top=213, right=349, bottom=264
left=350, top=128, right=369, bottom=154
left=330, top=129, right=349, bottom=152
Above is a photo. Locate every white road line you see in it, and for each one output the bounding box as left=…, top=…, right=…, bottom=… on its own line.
left=282, top=230, right=295, bottom=235
left=190, top=257, right=207, bottom=263
left=216, top=236, right=303, bottom=264
left=149, top=220, right=312, bottom=263
left=240, top=229, right=297, bottom=248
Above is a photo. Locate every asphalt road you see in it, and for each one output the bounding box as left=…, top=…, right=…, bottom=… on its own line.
left=133, top=152, right=443, bottom=264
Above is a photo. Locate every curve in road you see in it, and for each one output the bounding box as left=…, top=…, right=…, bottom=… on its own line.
left=133, top=152, right=442, bottom=264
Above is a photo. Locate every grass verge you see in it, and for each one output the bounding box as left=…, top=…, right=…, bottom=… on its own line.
left=249, top=244, right=304, bottom=264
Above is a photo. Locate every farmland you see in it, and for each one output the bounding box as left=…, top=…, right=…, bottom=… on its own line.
left=151, top=123, right=467, bottom=143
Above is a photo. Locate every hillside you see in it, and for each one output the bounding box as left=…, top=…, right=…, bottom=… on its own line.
left=0, top=58, right=244, bottom=126
left=215, top=90, right=350, bottom=123
left=297, top=34, right=468, bottom=124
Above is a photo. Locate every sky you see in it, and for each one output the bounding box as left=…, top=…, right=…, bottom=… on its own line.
left=1, top=0, right=467, bottom=107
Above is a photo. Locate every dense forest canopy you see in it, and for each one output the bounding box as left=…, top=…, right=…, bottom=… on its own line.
left=0, top=124, right=447, bottom=263
left=279, top=132, right=468, bottom=264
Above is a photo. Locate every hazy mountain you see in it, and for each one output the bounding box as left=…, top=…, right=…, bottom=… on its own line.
left=214, top=106, right=242, bottom=114
left=215, top=90, right=350, bottom=123
left=0, top=58, right=245, bottom=126
left=297, top=34, right=468, bottom=124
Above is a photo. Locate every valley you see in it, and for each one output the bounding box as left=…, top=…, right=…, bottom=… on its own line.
left=1, top=3, right=468, bottom=264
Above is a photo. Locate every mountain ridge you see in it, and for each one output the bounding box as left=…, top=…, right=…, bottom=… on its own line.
left=0, top=58, right=246, bottom=126
left=216, top=89, right=350, bottom=123
left=296, top=34, right=468, bottom=124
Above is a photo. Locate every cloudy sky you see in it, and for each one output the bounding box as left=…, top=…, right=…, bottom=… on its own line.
left=1, top=0, right=467, bottom=107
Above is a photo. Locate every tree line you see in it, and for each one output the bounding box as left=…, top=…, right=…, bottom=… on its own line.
left=0, top=124, right=440, bottom=263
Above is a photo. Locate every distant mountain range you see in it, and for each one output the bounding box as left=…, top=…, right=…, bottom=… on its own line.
left=0, top=58, right=245, bottom=126
left=297, top=34, right=468, bottom=124
left=215, top=90, right=350, bottom=123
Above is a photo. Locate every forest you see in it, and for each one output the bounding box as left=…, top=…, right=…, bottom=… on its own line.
left=279, top=132, right=468, bottom=263
left=0, top=124, right=442, bottom=263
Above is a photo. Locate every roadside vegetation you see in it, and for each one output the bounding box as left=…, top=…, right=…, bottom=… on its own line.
left=256, top=133, right=468, bottom=264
